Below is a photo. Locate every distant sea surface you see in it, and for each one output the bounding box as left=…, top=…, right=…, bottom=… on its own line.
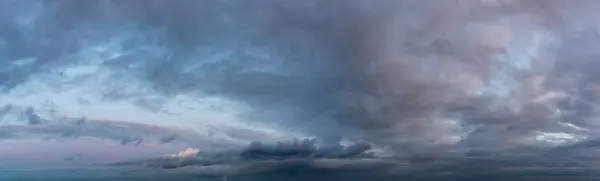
left=1, top=165, right=599, bottom=181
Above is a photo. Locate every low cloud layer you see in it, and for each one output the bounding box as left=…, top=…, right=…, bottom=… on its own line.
left=106, top=138, right=600, bottom=180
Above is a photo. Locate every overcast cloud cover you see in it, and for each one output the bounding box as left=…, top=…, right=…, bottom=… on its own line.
left=2, top=0, right=600, bottom=180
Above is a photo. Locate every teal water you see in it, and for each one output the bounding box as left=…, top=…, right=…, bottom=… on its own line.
left=0, top=167, right=598, bottom=181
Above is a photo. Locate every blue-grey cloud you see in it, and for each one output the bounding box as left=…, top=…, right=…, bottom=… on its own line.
left=2, top=0, right=600, bottom=180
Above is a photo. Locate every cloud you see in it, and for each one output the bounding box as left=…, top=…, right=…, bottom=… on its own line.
left=165, top=148, right=200, bottom=158
left=106, top=138, right=600, bottom=180
left=0, top=120, right=231, bottom=147
left=107, top=139, right=380, bottom=174
left=3, top=0, right=600, bottom=179
left=240, top=139, right=372, bottom=159
left=159, top=134, right=179, bottom=144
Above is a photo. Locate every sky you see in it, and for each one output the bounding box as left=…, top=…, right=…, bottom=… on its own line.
left=2, top=0, right=600, bottom=180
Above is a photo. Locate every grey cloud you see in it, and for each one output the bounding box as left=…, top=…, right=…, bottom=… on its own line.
left=240, top=139, right=372, bottom=160
left=107, top=139, right=378, bottom=172
left=0, top=120, right=233, bottom=148
left=159, top=134, right=179, bottom=144
left=3, top=0, right=600, bottom=179
left=107, top=139, right=600, bottom=180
